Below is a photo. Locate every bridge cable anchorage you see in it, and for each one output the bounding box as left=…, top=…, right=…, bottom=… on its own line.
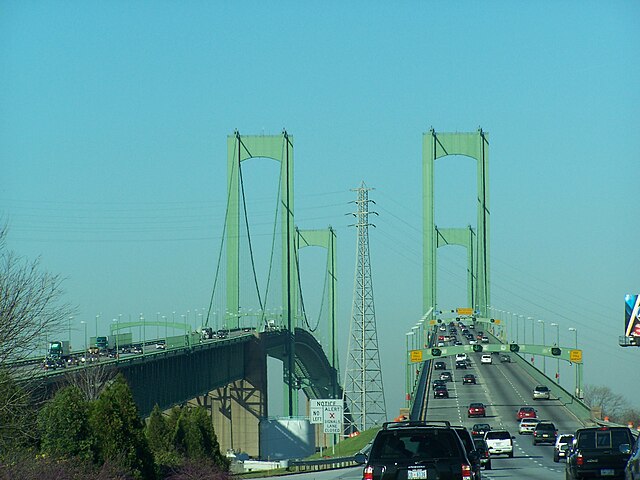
left=205, top=137, right=238, bottom=328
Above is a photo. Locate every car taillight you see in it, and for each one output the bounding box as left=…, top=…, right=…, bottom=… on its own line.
left=461, top=463, right=472, bottom=479
left=576, top=453, right=583, bottom=466
left=363, top=466, right=374, bottom=480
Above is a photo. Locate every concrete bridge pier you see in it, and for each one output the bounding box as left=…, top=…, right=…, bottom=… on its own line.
left=193, top=338, right=267, bottom=458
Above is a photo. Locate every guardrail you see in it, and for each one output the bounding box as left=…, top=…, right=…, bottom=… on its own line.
left=287, top=456, right=357, bottom=472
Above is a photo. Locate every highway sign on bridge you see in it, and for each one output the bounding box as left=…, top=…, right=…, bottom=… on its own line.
left=408, top=343, right=583, bottom=364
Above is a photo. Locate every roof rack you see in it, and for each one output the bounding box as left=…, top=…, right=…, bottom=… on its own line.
left=383, top=420, right=452, bottom=430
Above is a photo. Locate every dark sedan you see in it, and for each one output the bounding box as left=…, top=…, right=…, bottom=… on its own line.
left=463, top=374, right=477, bottom=385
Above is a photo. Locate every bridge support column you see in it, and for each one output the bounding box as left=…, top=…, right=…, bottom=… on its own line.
left=208, top=339, right=267, bottom=457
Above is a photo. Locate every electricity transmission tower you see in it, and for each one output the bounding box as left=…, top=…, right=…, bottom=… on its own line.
left=343, top=182, right=387, bottom=433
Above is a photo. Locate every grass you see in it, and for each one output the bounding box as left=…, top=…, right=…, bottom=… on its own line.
left=236, top=426, right=382, bottom=477
left=306, top=425, right=382, bottom=459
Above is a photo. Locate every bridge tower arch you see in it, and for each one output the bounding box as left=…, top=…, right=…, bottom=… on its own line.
left=435, top=226, right=475, bottom=309
left=423, top=128, right=490, bottom=317
left=294, top=226, right=338, bottom=391
left=226, top=130, right=297, bottom=416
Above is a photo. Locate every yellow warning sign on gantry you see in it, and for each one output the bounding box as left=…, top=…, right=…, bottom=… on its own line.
left=457, top=308, right=474, bottom=315
left=569, top=350, right=582, bottom=362
left=410, top=350, right=423, bottom=363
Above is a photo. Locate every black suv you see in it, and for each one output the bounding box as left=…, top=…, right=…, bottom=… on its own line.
left=566, top=426, right=634, bottom=479
left=355, top=421, right=478, bottom=480
left=532, top=421, right=557, bottom=445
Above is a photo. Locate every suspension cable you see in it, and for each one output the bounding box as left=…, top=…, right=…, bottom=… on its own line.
left=205, top=132, right=239, bottom=327
left=260, top=142, right=284, bottom=329
left=238, top=154, right=265, bottom=313
left=294, top=243, right=322, bottom=333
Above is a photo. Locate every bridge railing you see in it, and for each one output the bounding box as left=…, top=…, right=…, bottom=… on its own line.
left=287, top=456, right=357, bottom=472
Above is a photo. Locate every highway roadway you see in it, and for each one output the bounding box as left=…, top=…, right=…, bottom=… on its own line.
left=421, top=326, right=584, bottom=479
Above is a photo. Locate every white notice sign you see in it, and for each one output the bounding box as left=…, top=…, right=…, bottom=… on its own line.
left=323, top=404, right=343, bottom=434
left=309, top=399, right=343, bottom=433
left=309, top=399, right=323, bottom=424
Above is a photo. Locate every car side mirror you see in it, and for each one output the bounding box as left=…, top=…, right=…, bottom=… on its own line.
left=620, top=444, right=631, bottom=455
left=354, top=452, right=368, bottom=464
left=511, top=436, right=516, bottom=440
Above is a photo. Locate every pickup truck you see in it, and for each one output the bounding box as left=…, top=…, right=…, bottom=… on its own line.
left=565, top=426, right=634, bottom=479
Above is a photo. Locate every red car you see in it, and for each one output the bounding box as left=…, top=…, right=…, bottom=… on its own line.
left=468, top=402, right=487, bottom=418
left=516, top=406, right=537, bottom=420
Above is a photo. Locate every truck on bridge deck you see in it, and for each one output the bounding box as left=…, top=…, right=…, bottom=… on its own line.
left=47, top=340, right=71, bottom=362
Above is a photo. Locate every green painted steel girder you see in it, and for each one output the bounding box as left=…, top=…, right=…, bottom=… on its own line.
left=409, top=343, right=583, bottom=364
left=110, top=321, right=190, bottom=333
left=423, top=129, right=490, bottom=317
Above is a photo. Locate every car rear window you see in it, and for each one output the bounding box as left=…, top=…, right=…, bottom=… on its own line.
left=577, top=429, right=632, bottom=449
left=371, top=430, right=464, bottom=460
left=486, top=431, right=511, bottom=440
left=536, top=423, right=555, bottom=430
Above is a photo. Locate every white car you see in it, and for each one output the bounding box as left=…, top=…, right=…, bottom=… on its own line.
left=518, top=418, right=540, bottom=435
left=553, top=433, right=574, bottom=462
left=484, top=430, right=514, bottom=457
left=481, top=354, right=492, bottom=364
left=456, top=353, right=468, bottom=362
left=533, top=385, right=551, bottom=400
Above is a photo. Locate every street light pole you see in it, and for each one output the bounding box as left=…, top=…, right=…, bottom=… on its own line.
left=507, top=312, right=520, bottom=343
left=80, top=321, right=87, bottom=366
left=569, top=327, right=579, bottom=396
left=538, top=319, right=546, bottom=374
left=114, top=317, right=120, bottom=360
left=405, top=332, right=415, bottom=407
left=551, top=323, right=559, bottom=383
left=141, top=313, right=145, bottom=357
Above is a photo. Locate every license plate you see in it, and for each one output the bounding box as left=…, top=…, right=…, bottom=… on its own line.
left=601, top=469, right=614, bottom=476
left=408, top=469, right=427, bottom=479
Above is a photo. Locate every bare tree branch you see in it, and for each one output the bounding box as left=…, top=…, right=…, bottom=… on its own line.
left=0, top=224, right=77, bottom=451
left=583, top=384, right=628, bottom=421
left=0, top=251, right=76, bottom=363
left=62, top=362, right=118, bottom=401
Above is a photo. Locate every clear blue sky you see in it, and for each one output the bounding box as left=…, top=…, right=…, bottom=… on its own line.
left=2, top=1, right=639, bottom=419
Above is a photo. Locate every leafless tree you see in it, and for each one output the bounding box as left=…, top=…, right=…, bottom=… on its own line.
left=0, top=223, right=76, bottom=450
left=620, top=407, right=640, bottom=427
left=0, top=224, right=76, bottom=364
left=62, top=361, right=118, bottom=401
left=583, top=384, right=628, bottom=421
